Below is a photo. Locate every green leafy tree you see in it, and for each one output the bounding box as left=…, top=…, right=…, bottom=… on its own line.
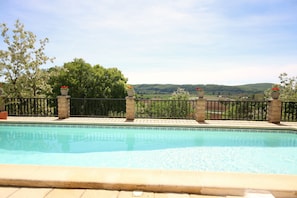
left=264, top=73, right=297, bottom=101
left=170, top=87, right=190, bottom=100
left=48, top=58, right=127, bottom=98
left=141, top=88, right=194, bottom=118
left=278, top=73, right=297, bottom=101
left=0, top=20, right=54, bottom=97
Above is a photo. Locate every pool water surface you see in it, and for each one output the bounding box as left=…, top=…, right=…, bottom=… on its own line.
left=0, top=124, right=297, bottom=175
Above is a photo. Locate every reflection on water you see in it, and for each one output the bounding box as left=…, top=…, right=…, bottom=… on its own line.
left=0, top=124, right=297, bottom=153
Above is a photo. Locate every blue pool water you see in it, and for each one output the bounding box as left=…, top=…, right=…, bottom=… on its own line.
left=0, top=124, right=297, bottom=175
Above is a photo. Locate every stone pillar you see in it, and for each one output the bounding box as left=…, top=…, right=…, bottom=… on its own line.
left=57, top=95, right=70, bottom=119
left=195, top=99, right=206, bottom=122
left=268, top=99, right=281, bottom=124
left=126, top=96, right=135, bottom=121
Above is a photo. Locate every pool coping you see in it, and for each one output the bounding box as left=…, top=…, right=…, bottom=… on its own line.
left=0, top=164, right=296, bottom=197
left=1, top=117, right=297, bottom=197
left=1, top=117, right=297, bottom=131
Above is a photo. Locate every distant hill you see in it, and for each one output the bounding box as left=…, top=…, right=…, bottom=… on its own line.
left=133, top=83, right=273, bottom=96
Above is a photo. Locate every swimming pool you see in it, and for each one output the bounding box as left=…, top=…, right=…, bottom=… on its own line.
left=0, top=123, right=297, bottom=175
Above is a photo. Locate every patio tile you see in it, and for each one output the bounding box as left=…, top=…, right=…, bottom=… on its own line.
left=45, top=188, right=85, bottom=198
left=118, top=190, right=155, bottom=197
left=0, top=187, right=20, bottom=198
left=81, top=189, right=119, bottom=198
left=8, top=188, right=52, bottom=198
left=154, top=193, right=189, bottom=198
left=189, top=195, right=225, bottom=198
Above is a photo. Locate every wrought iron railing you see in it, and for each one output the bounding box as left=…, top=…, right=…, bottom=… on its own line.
left=206, top=100, right=268, bottom=120
left=5, top=98, right=57, bottom=116
left=135, top=99, right=196, bottom=119
left=70, top=98, right=126, bottom=117
left=3, top=97, right=296, bottom=122
left=281, top=102, right=297, bottom=122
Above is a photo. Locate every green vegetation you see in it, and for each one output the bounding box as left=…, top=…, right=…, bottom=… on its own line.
left=0, top=20, right=54, bottom=97
left=0, top=20, right=128, bottom=99
left=263, top=73, right=297, bottom=102
left=136, top=88, right=195, bottom=119
left=134, top=83, right=273, bottom=99
left=277, top=73, right=296, bottom=101
left=47, top=58, right=127, bottom=98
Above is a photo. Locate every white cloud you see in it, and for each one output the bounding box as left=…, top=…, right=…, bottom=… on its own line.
left=2, top=0, right=297, bottom=85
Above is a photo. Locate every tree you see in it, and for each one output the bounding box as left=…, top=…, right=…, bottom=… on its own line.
left=0, top=20, right=54, bottom=97
left=264, top=73, right=297, bottom=101
left=47, top=58, right=128, bottom=98
left=170, top=87, right=190, bottom=100
left=278, top=73, right=297, bottom=101
left=141, top=87, right=194, bottom=118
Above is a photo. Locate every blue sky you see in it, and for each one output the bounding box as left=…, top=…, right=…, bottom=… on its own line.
left=1, top=0, right=296, bottom=85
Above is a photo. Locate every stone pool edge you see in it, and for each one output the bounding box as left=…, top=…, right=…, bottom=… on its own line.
left=1, top=117, right=297, bottom=132
left=0, top=164, right=296, bottom=197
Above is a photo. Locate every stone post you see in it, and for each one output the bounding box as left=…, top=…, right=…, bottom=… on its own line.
left=268, top=99, right=281, bottom=124
left=57, top=95, right=70, bottom=119
left=126, top=96, right=135, bottom=121
left=195, top=98, right=206, bottom=122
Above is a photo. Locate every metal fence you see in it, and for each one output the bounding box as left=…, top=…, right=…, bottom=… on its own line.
left=70, top=98, right=126, bottom=117
left=281, top=102, right=297, bottom=122
left=5, top=98, right=57, bottom=116
left=206, top=100, right=268, bottom=121
left=3, top=97, right=297, bottom=122
left=135, top=99, right=196, bottom=119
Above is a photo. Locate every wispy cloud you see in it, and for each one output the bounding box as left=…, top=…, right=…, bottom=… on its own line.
left=1, top=0, right=296, bottom=84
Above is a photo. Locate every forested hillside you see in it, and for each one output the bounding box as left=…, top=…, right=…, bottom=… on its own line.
left=133, top=83, right=273, bottom=97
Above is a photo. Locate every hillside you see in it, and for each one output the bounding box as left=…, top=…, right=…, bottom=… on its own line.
left=133, top=83, right=273, bottom=97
